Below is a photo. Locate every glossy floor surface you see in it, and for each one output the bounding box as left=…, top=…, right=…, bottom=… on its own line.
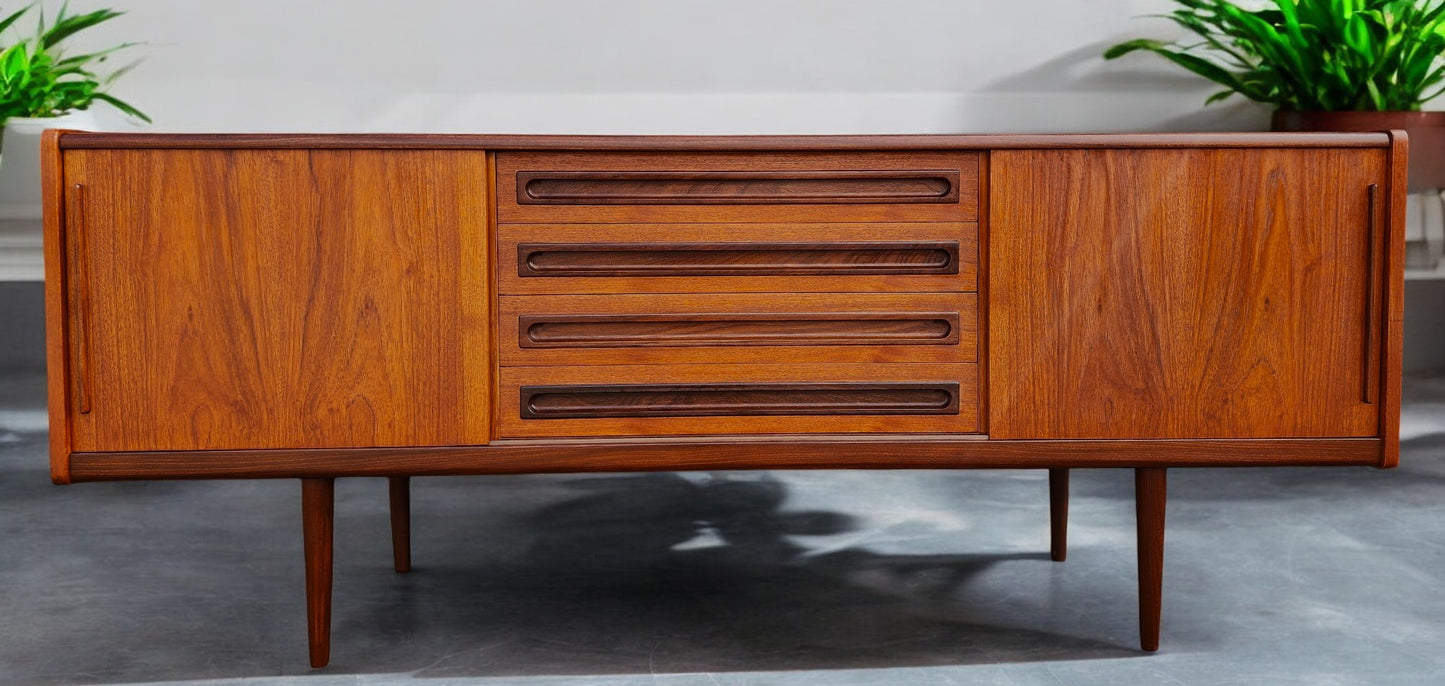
left=3, top=371, right=1445, bottom=685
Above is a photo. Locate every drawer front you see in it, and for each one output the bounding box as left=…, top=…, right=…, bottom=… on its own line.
left=496, top=151, right=979, bottom=223
left=498, top=222, right=978, bottom=294
left=499, top=293, right=977, bottom=366
left=497, top=363, right=979, bottom=438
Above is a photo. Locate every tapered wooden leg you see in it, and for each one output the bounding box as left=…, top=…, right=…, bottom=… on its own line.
left=1135, top=468, right=1167, bottom=652
left=302, top=478, right=335, bottom=668
left=1049, top=468, right=1069, bottom=562
left=388, top=476, right=411, bottom=573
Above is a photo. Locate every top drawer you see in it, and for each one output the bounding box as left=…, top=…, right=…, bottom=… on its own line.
left=496, top=151, right=979, bottom=224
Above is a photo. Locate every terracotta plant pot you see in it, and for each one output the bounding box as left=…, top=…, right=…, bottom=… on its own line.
left=1272, top=110, right=1445, bottom=191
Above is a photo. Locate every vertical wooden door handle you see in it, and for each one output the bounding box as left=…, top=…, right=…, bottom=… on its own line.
left=66, top=183, right=92, bottom=414
left=1363, top=183, right=1380, bottom=405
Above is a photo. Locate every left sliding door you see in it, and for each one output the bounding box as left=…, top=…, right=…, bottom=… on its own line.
left=58, top=148, right=491, bottom=452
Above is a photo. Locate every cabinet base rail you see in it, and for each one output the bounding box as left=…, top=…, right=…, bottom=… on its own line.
left=60, top=437, right=1380, bottom=484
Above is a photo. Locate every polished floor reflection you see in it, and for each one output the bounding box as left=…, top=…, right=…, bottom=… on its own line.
left=3, top=371, right=1444, bottom=685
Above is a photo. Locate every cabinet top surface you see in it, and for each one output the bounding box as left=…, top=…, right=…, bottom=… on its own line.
left=54, top=131, right=1396, bottom=151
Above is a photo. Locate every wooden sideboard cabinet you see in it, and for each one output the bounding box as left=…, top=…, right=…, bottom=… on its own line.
left=41, top=132, right=1406, bottom=668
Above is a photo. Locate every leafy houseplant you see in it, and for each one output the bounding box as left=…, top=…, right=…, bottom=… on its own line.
left=0, top=2, right=148, bottom=127
left=1104, top=0, right=1445, bottom=188
left=1104, top=0, right=1445, bottom=112
left=0, top=3, right=146, bottom=207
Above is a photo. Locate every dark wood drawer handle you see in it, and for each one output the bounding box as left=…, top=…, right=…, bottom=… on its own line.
left=520, top=382, right=961, bottom=419
left=516, top=170, right=961, bottom=205
left=519, top=313, right=960, bottom=348
left=518, top=241, right=960, bottom=278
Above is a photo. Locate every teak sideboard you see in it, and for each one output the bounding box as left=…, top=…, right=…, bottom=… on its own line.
left=41, top=132, right=1405, bottom=668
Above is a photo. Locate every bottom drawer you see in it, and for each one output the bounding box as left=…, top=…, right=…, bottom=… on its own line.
left=497, top=363, right=978, bottom=438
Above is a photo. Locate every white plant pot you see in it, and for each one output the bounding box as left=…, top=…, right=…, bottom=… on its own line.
left=0, top=111, right=99, bottom=209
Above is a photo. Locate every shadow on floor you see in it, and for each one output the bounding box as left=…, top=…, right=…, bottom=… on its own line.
left=0, top=454, right=1138, bottom=683
left=334, top=473, right=1132, bottom=678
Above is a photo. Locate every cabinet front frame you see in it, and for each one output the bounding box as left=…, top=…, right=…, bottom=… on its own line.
left=42, top=133, right=1405, bottom=483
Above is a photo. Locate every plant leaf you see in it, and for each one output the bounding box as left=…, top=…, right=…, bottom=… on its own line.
left=0, top=4, right=34, bottom=36
left=1103, top=0, right=1445, bottom=111
left=91, top=92, right=149, bottom=122
left=0, top=3, right=148, bottom=121
left=41, top=9, right=124, bottom=49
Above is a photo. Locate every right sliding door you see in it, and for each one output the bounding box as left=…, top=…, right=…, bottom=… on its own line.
left=989, top=147, right=1385, bottom=439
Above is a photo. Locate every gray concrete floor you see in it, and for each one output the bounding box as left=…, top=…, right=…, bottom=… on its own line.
left=3, top=372, right=1445, bottom=685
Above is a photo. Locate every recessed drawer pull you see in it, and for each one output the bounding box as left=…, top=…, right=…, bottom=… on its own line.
left=518, top=241, right=959, bottom=277
left=519, top=313, right=959, bottom=348
left=520, top=382, right=962, bottom=419
left=517, top=170, right=961, bottom=205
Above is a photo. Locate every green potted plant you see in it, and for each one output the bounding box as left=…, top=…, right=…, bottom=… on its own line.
left=1105, top=0, right=1445, bottom=188
left=0, top=2, right=148, bottom=206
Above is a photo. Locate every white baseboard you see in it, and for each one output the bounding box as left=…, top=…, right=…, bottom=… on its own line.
left=0, top=217, right=42, bottom=282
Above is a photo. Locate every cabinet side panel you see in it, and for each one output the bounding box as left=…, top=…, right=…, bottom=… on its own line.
left=42, top=132, right=72, bottom=482
left=73, top=149, right=490, bottom=451
left=990, top=148, right=1383, bottom=439
left=1381, top=131, right=1408, bottom=467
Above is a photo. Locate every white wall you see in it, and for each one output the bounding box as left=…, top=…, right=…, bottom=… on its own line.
left=45, top=0, right=1273, bottom=134
left=14, top=0, right=1445, bottom=371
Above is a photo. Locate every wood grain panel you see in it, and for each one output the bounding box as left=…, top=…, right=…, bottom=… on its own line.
left=497, top=151, right=978, bottom=223
left=497, top=363, right=979, bottom=437
left=62, top=148, right=491, bottom=451
left=520, top=382, right=960, bottom=419
left=499, top=293, right=976, bottom=365
left=516, top=169, right=960, bottom=205
left=498, top=222, right=978, bottom=294
left=990, top=148, right=1384, bottom=439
